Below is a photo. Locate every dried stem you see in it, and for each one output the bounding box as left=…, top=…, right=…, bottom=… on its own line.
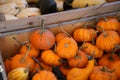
left=96, top=26, right=108, bottom=37
left=40, top=19, right=45, bottom=34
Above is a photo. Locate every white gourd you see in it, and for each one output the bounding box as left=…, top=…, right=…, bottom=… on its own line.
left=0, top=3, right=19, bottom=15
left=72, top=0, right=106, bottom=8
left=16, top=8, right=41, bottom=18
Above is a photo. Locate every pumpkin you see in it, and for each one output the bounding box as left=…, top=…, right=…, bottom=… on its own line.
left=96, top=30, right=120, bottom=52
left=56, top=37, right=78, bottom=59
left=30, top=21, right=55, bottom=50
left=11, top=54, right=35, bottom=71
left=71, top=0, right=106, bottom=8
left=98, top=53, right=120, bottom=68
left=96, top=17, right=120, bottom=32
left=4, top=14, right=18, bottom=21
left=110, top=60, right=120, bottom=79
left=60, top=63, right=72, bottom=76
left=8, top=67, right=29, bottom=80
left=0, top=3, right=19, bottom=15
left=20, top=43, right=40, bottom=58
left=4, top=59, right=12, bottom=73
left=73, top=28, right=97, bottom=42
left=68, top=50, right=88, bottom=68
left=67, top=58, right=94, bottom=80
left=32, top=70, right=57, bottom=80
left=41, top=50, right=62, bottom=66
left=90, top=66, right=117, bottom=80
left=55, top=32, right=67, bottom=43
left=81, top=42, right=103, bottom=58
left=17, top=8, right=41, bottom=18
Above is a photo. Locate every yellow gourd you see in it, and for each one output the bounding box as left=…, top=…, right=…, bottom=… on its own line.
left=72, top=0, right=106, bottom=8
left=8, top=67, right=29, bottom=80
left=67, top=58, right=94, bottom=80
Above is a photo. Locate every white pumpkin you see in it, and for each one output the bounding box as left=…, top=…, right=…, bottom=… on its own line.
left=16, top=8, right=41, bottom=18
left=0, top=3, right=19, bottom=15
left=8, top=67, right=29, bottom=80
left=5, top=14, right=18, bottom=21
left=72, top=0, right=106, bottom=8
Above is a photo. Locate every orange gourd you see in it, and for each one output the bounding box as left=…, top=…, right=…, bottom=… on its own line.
left=56, top=37, right=78, bottom=59
left=41, top=50, right=62, bottom=66
left=68, top=50, right=88, bottom=68
left=11, top=54, right=34, bottom=71
left=55, top=32, right=67, bottom=43
left=96, top=17, right=120, bottom=32
left=4, top=59, right=12, bottom=73
left=73, top=28, right=97, bottom=42
left=67, top=58, right=94, bottom=80
left=30, top=19, right=55, bottom=50
left=96, top=30, right=120, bottom=52
left=90, top=66, right=117, bottom=80
left=32, top=70, right=57, bottom=80
left=81, top=42, right=103, bottom=58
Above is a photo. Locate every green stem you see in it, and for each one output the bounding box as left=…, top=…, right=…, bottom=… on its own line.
left=102, top=16, right=108, bottom=22
left=40, top=19, right=45, bottom=34
left=91, top=31, right=98, bottom=45
left=96, top=26, right=108, bottom=37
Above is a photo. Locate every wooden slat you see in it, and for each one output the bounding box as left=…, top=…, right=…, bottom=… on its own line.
left=0, top=1, right=120, bottom=33
left=0, top=52, right=7, bottom=80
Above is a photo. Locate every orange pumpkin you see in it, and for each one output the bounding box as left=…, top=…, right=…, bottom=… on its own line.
left=98, top=53, right=120, bottom=68
left=73, top=28, right=97, bottom=42
left=20, top=43, right=40, bottom=58
left=67, top=58, right=94, bottom=80
left=96, top=30, right=120, bottom=52
left=110, top=60, right=120, bottom=79
left=4, top=59, right=12, bottom=73
left=32, top=70, right=57, bottom=80
left=68, top=50, right=88, bottom=68
left=60, top=63, right=71, bottom=76
left=11, top=54, right=35, bottom=71
left=81, top=42, right=103, bottom=58
left=56, top=37, right=78, bottom=59
left=96, top=17, right=120, bottom=32
left=30, top=29, right=55, bottom=50
left=41, top=50, right=62, bottom=66
left=90, top=66, right=117, bottom=80
left=55, top=32, right=67, bottom=43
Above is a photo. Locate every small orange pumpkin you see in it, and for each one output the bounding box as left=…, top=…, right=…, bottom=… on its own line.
left=98, top=53, right=120, bottom=68
left=56, top=37, right=78, bottom=59
left=41, top=50, right=62, bottom=66
left=73, top=28, right=97, bottom=42
left=11, top=54, right=35, bottom=71
left=4, top=59, right=12, bottom=73
left=81, top=42, right=103, bottom=58
left=32, top=70, right=57, bottom=80
left=96, top=30, right=120, bottom=52
left=90, top=66, right=117, bottom=80
left=55, top=32, right=67, bottom=43
left=68, top=50, right=88, bottom=68
left=20, top=43, right=40, bottom=58
left=96, top=17, right=120, bottom=32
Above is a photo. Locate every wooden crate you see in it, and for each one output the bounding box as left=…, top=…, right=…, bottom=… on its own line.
left=0, top=1, right=120, bottom=80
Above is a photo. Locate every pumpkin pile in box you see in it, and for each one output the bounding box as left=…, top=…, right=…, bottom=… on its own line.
left=3, top=16, right=120, bottom=80
left=0, top=0, right=120, bottom=21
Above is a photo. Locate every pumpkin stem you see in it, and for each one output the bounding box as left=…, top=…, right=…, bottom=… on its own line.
left=101, top=66, right=107, bottom=72
left=59, top=59, right=67, bottom=63
left=109, top=44, right=120, bottom=60
left=20, top=45, right=31, bottom=63
left=102, top=16, right=108, bottom=22
left=54, top=43, right=57, bottom=53
left=32, top=57, right=44, bottom=70
left=91, top=31, right=98, bottom=45
left=96, top=26, right=108, bottom=37
left=59, top=25, right=72, bottom=37
left=24, top=66, right=30, bottom=73
left=40, top=19, right=45, bottom=34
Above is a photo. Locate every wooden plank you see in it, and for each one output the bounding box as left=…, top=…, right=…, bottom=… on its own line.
left=0, top=1, right=120, bottom=33
left=0, top=52, right=7, bottom=80
left=0, top=13, right=5, bottom=22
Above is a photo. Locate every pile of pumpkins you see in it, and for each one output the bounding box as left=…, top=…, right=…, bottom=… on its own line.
left=3, top=16, right=120, bottom=80
left=0, top=0, right=41, bottom=20
left=0, top=0, right=119, bottom=21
